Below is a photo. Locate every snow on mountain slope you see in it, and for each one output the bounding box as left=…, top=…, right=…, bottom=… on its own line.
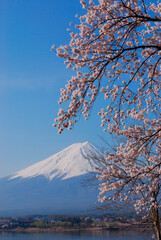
left=10, top=141, right=98, bottom=181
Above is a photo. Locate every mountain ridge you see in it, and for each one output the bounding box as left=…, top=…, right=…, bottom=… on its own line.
left=0, top=142, right=99, bottom=216
left=10, top=141, right=98, bottom=181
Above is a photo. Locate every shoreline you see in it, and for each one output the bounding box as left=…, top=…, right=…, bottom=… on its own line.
left=0, top=225, right=152, bottom=233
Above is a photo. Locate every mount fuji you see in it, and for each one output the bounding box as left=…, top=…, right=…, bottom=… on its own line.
left=0, top=142, right=100, bottom=216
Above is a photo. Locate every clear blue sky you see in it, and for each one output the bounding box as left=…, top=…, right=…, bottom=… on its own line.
left=0, top=0, right=107, bottom=178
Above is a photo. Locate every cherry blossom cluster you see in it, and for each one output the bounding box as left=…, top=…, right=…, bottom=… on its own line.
left=95, top=127, right=161, bottom=217
left=53, top=0, right=161, bottom=135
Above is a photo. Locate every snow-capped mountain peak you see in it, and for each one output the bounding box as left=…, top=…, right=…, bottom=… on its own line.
left=10, top=141, right=98, bottom=181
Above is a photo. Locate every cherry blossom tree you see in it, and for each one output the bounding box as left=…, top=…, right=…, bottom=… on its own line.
left=52, top=0, right=161, bottom=238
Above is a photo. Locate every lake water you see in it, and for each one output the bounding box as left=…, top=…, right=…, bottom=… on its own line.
left=0, top=230, right=153, bottom=240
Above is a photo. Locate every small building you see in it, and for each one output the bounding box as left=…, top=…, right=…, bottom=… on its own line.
left=18, top=220, right=33, bottom=228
